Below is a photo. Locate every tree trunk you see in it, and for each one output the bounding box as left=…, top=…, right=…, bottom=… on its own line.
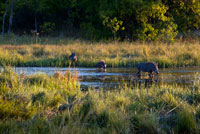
left=33, top=0, right=38, bottom=33
left=35, top=15, right=38, bottom=33
left=67, top=0, right=71, bottom=25
left=7, top=0, right=14, bottom=34
left=1, top=0, right=9, bottom=36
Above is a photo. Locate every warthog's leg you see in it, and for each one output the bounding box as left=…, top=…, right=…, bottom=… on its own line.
left=148, top=72, right=154, bottom=79
left=137, top=71, right=141, bottom=78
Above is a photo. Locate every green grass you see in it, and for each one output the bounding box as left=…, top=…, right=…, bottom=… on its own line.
left=0, top=67, right=200, bottom=133
left=0, top=36, right=200, bottom=68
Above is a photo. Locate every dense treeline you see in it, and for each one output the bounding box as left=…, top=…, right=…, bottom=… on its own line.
left=0, top=0, right=200, bottom=41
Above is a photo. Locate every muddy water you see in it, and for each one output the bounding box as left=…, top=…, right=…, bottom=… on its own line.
left=12, top=67, right=200, bottom=90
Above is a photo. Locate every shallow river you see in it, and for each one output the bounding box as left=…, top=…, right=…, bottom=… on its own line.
left=10, top=67, right=200, bottom=90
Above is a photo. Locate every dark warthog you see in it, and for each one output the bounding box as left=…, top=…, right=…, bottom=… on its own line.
left=69, top=52, right=77, bottom=67
left=137, top=62, right=159, bottom=77
left=96, top=60, right=106, bottom=70
left=69, top=52, right=77, bottom=62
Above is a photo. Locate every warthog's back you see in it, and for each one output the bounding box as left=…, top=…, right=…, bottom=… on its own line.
left=96, top=60, right=106, bottom=69
left=137, top=62, right=158, bottom=73
left=69, top=52, right=77, bottom=62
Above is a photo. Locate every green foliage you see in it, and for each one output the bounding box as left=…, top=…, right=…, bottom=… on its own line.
left=0, top=82, right=8, bottom=94
left=0, top=98, right=36, bottom=120
left=163, top=0, right=200, bottom=33
left=96, top=110, right=110, bottom=128
left=31, top=92, right=46, bottom=104
left=177, top=109, right=198, bottom=134
left=98, top=0, right=180, bottom=41
left=103, top=17, right=125, bottom=40
left=0, top=67, right=81, bottom=120
left=1, top=0, right=199, bottom=40
left=40, top=22, right=56, bottom=35
left=135, top=2, right=177, bottom=41
left=25, top=74, right=50, bottom=86
left=130, top=113, right=159, bottom=134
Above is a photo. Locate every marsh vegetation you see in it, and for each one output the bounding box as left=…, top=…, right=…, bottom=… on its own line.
left=0, top=0, right=200, bottom=133
left=1, top=67, right=200, bottom=134
left=0, top=37, right=200, bottom=68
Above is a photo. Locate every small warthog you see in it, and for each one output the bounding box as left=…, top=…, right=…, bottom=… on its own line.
left=69, top=52, right=77, bottom=62
left=137, top=62, right=159, bottom=77
left=96, top=60, right=106, bottom=70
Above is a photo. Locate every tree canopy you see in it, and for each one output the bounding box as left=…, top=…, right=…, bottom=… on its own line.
left=0, top=0, right=200, bottom=41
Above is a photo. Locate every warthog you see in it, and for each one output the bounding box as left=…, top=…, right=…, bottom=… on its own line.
left=96, top=60, right=106, bottom=70
left=69, top=52, right=77, bottom=62
left=137, top=62, right=159, bottom=77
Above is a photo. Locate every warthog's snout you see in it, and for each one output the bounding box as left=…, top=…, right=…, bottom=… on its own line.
left=96, top=60, right=106, bottom=70
left=155, top=70, right=159, bottom=74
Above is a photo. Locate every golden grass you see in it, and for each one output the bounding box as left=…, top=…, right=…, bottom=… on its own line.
left=0, top=67, right=200, bottom=133
left=0, top=38, right=200, bottom=67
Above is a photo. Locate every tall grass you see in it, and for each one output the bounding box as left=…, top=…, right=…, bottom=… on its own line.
left=0, top=37, right=200, bottom=68
left=0, top=68, right=200, bottom=133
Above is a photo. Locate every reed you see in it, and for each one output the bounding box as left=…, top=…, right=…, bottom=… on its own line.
left=0, top=68, right=200, bottom=133
left=0, top=37, right=200, bottom=68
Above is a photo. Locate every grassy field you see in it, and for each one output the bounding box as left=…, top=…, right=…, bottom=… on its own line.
left=0, top=67, right=200, bottom=134
left=0, top=36, right=200, bottom=68
left=1, top=36, right=200, bottom=133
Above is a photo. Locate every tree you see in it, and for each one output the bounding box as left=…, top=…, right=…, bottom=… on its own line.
left=99, top=0, right=177, bottom=41
left=0, top=0, right=199, bottom=40
left=135, top=2, right=177, bottom=41
left=103, top=16, right=125, bottom=41
left=1, top=0, right=9, bottom=35
left=15, top=0, right=47, bottom=34
left=7, top=0, right=15, bottom=34
left=162, top=0, right=200, bottom=33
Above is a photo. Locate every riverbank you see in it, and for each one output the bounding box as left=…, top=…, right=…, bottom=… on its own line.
left=0, top=37, right=200, bottom=68
left=0, top=68, right=200, bottom=134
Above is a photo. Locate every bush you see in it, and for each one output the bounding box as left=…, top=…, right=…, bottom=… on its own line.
left=176, top=109, right=198, bottom=134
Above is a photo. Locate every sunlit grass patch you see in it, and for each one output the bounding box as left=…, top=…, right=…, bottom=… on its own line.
left=0, top=67, right=200, bottom=133
left=0, top=38, right=199, bottom=67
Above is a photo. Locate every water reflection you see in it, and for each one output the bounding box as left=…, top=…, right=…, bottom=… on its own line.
left=96, top=68, right=107, bottom=73
left=136, top=73, right=159, bottom=88
left=137, top=77, right=158, bottom=89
